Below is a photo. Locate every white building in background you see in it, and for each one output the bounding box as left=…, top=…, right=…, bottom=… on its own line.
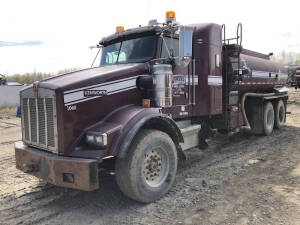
left=0, top=81, right=25, bottom=108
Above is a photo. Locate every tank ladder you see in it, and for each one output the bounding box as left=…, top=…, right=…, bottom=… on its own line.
left=222, top=23, right=243, bottom=131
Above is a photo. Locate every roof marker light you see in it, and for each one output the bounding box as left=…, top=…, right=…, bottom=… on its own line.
left=115, top=26, right=124, bottom=33
left=166, top=10, right=176, bottom=23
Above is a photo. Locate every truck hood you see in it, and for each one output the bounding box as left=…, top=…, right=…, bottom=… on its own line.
left=36, top=63, right=149, bottom=92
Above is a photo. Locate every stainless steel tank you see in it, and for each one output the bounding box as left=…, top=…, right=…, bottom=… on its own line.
left=152, top=64, right=173, bottom=107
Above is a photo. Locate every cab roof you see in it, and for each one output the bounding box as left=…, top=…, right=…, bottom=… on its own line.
left=99, top=26, right=162, bottom=46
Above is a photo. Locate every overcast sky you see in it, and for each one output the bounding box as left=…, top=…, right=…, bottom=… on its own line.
left=0, top=0, right=299, bottom=74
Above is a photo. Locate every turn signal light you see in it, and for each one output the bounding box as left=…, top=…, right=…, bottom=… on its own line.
left=142, top=99, right=150, bottom=108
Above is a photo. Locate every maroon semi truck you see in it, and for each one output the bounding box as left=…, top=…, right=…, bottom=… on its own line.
left=15, top=11, right=289, bottom=203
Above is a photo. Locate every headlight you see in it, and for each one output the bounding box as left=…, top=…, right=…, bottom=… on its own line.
left=86, top=133, right=107, bottom=147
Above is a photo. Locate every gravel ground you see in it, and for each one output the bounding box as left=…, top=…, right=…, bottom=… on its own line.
left=0, top=90, right=300, bottom=225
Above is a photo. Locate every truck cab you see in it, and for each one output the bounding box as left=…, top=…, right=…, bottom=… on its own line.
left=15, top=11, right=288, bottom=203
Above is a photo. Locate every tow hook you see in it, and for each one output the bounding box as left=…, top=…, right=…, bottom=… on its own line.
left=23, top=161, right=39, bottom=173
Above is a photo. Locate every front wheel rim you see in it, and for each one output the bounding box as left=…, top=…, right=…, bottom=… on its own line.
left=142, top=147, right=169, bottom=188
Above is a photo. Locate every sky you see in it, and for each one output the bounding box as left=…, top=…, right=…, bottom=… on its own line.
left=0, top=0, right=299, bottom=75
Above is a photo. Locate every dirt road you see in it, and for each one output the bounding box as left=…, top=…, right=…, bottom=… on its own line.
left=0, top=90, right=300, bottom=225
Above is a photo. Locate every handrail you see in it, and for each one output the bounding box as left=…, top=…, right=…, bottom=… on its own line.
left=223, top=23, right=243, bottom=47
left=221, top=24, right=226, bottom=44
left=237, top=23, right=242, bottom=46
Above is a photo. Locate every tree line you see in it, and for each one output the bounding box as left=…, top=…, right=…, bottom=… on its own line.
left=272, top=51, right=300, bottom=65
left=6, top=68, right=80, bottom=84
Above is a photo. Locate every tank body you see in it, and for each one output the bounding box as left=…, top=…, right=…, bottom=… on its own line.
left=228, top=50, right=288, bottom=93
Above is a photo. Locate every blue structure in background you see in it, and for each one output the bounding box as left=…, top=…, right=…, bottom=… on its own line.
left=16, top=105, right=21, bottom=117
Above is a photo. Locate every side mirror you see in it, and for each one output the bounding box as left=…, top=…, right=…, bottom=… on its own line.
left=178, top=26, right=193, bottom=67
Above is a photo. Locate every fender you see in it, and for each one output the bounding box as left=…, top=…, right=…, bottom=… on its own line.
left=106, top=105, right=184, bottom=158
left=69, top=104, right=184, bottom=159
left=118, top=110, right=184, bottom=158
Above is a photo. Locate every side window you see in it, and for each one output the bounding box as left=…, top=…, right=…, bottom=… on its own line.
left=100, top=42, right=121, bottom=66
left=161, top=37, right=179, bottom=62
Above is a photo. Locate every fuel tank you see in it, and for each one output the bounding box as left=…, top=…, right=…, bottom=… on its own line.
left=152, top=64, right=173, bottom=107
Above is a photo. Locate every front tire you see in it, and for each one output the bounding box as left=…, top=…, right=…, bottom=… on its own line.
left=274, top=99, right=286, bottom=129
left=115, top=129, right=178, bottom=203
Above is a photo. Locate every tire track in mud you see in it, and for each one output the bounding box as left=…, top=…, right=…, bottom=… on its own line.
left=0, top=120, right=20, bottom=126
left=0, top=187, right=60, bottom=212
left=0, top=187, right=81, bottom=225
left=0, top=174, right=136, bottom=225
left=3, top=195, right=64, bottom=222
left=0, top=140, right=19, bottom=146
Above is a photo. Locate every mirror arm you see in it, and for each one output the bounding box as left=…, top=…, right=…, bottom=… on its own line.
left=89, top=44, right=103, bottom=50
left=160, top=34, right=171, bottom=58
left=90, top=45, right=103, bottom=68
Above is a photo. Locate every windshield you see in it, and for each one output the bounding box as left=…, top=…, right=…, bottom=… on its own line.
left=100, top=35, right=157, bottom=66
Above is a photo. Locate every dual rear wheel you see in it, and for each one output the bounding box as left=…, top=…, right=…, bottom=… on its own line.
left=251, top=99, right=286, bottom=136
left=274, top=99, right=286, bottom=129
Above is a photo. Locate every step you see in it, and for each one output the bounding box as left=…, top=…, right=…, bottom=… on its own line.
left=179, top=124, right=201, bottom=151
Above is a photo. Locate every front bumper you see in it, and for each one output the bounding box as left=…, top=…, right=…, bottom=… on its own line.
left=15, top=141, right=99, bottom=191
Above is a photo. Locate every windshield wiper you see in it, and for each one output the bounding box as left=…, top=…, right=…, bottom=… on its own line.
left=116, top=41, right=123, bottom=64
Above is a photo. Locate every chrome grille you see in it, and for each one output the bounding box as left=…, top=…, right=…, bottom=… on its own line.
left=37, top=98, right=46, bottom=145
left=21, top=88, right=58, bottom=153
left=46, top=98, right=55, bottom=147
left=22, top=99, right=30, bottom=140
left=29, top=98, right=37, bottom=143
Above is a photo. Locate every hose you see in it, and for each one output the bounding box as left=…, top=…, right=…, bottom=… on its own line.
left=241, top=92, right=275, bottom=129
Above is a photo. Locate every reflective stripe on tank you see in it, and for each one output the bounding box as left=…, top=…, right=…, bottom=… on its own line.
left=251, top=70, right=288, bottom=79
left=234, top=81, right=287, bottom=85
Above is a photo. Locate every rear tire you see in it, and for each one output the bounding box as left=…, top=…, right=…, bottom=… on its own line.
left=263, top=101, right=274, bottom=135
left=249, top=101, right=274, bottom=136
left=115, top=129, right=178, bottom=203
left=274, top=99, right=286, bottom=129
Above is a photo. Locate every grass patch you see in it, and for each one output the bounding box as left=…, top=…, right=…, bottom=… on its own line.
left=0, top=107, right=17, bottom=117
